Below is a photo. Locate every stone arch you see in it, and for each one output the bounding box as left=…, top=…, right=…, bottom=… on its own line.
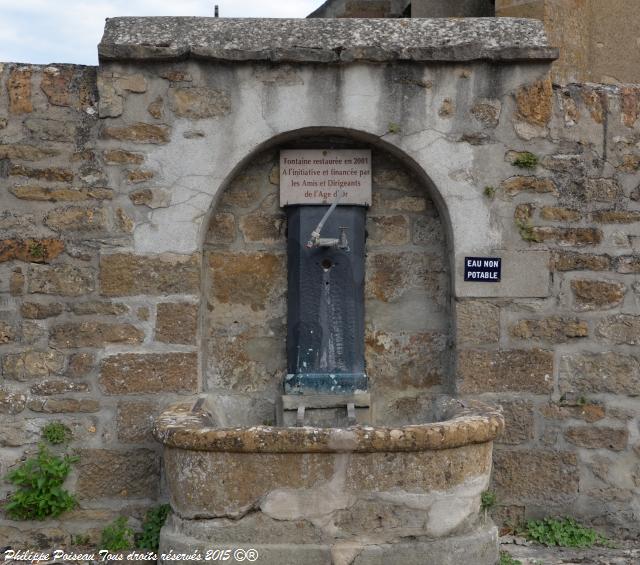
left=200, top=128, right=458, bottom=426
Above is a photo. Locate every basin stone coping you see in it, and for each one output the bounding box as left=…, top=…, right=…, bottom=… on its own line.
left=154, top=398, right=504, bottom=453
left=99, top=17, right=558, bottom=64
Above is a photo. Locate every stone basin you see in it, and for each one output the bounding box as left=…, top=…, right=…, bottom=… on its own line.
left=154, top=397, right=504, bottom=565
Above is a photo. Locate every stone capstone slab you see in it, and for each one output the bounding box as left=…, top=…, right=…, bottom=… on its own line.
left=99, top=17, right=558, bottom=64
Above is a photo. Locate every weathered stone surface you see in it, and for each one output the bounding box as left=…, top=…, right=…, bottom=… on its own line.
left=76, top=448, right=159, bottom=499
left=559, top=352, right=640, bottom=395
left=496, top=400, right=534, bottom=445
left=551, top=251, right=611, bottom=271
left=208, top=252, right=285, bottom=311
left=530, top=227, right=602, bottom=246
left=239, top=210, right=285, bottom=244
left=540, top=206, right=580, bottom=222
left=128, top=187, right=171, bottom=208
left=0, top=144, right=57, bottom=161
left=156, top=302, right=198, bottom=344
left=206, top=212, right=236, bottom=244
left=471, top=98, right=501, bottom=127
left=10, top=185, right=113, bottom=202
left=99, top=17, right=557, bottom=63
left=366, top=215, right=410, bottom=245
left=621, top=86, right=639, bottom=127
left=127, top=169, right=154, bottom=183
left=28, top=264, right=95, bottom=296
left=117, top=400, right=158, bottom=443
left=456, top=301, right=500, bottom=345
left=50, top=321, right=144, bottom=348
left=515, top=78, right=553, bottom=127
left=493, top=449, right=579, bottom=504
left=616, top=255, right=640, bottom=273
left=596, top=315, right=640, bottom=344
left=117, top=73, right=147, bottom=92
left=71, top=301, right=128, bottom=316
left=510, top=317, right=588, bottom=342
left=0, top=387, right=26, bottom=414
left=571, top=279, right=626, bottom=310
left=26, top=397, right=100, bottom=413
left=585, top=178, right=622, bottom=202
left=540, top=402, right=605, bottom=423
left=501, top=176, right=556, bottom=195
left=10, top=164, right=73, bottom=182
left=99, top=253, right=200, bottom=296
left=25, top=117, right=76, bottom=142
left=564, top=427, right=629, bottom=451
left=100, top=353, right=198, bottom=394
left=44, top=206, right=107, bottom=232
left=2, top=350, right=65, bottom=381
left=103, top=149, right=144, bottom=164
left=0, top=239, right=64, bottom=263
left=458, top=349, right=554, bottom=393
left=30, top=378, right=89, bottom=396
left=8, top=67, right=32, bottom=114
left=169, top=87, right=231, bottom=119
left=21, top=301, right=64, bottom=319
left=0, top=321, right=14, bottom=343
left=10, top=268, right=25, bottom=295
left=40, top=67, right=73, bottom=106
left=67, top=352, right=95, bottom=378
left=102, top=122, right=170, bottom=143
left=592, top=210, right=640, bottom=223
left=147, top=96, right=163, bottom=119
left=366, top=330, right=446, bottom=389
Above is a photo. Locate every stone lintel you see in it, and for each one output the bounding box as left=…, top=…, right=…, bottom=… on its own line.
left=99, top=17, right=558, bottom=64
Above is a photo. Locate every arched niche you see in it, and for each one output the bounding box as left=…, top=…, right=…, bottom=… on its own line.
left=200, top=130, right=454, bottom=427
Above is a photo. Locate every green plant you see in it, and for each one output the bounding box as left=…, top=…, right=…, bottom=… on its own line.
left=136, top=504, right=171, bottom=551
left=4, top=444, right=78, bottom=520
left=42, top=422, right=72, bottom=445
left=483, top=185, right=496, bottom=199
left=515, top=219, right=539, bottom=242
left=71, top=533, right=91, bottom=546
left=101, top=516, right=134, bottom=551
left=512, top=152, right=539, bottom=169
left=28, top=241, right=45, bottom=259
left=480, top=490, right=497, bottom=512
left=523, top=517, right=612, bottom=548
left=499, top=552, right=522, bottom=565
left=387, top=122, right=401, bottom=134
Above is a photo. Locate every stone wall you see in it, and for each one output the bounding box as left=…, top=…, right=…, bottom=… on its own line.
left=0, top=20, right=639, bottom=545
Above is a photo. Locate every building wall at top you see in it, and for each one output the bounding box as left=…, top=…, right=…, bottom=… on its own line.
left=496, top=0, right=640, bottom=85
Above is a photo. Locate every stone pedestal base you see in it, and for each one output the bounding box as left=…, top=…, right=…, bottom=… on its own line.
left=159, top=516, right=499, bottom=565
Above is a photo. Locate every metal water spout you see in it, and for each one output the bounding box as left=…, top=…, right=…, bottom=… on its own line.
left=305, top=195, right=350, bottom=251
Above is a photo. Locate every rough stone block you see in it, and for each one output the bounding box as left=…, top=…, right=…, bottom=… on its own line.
left=515, top=78, right=553, bottom=127
left=8, top=67, right=32, bottom=114
left=10, top=185, right=113, bottom=202
left=510, top=317, right=588, bottom=342
left=26, top=397, right=100, bottom=413
left=103, top=149, right=144, bottom=164
left=10, top=164, right=73, bottom=182
left=49, top=321, right=144, bottom=348
left=564, top=427, right=628, bottom=451
left=540, top=206, right=580, bottom=222
left=551, top=251, right=611, bottom=271
left=560, top=352, right=640, bottom=395
left=458, top=349, right=553, bottom=393
left=117, top=400, right=158, bottom=443
left=597, top=315, right=640, bottom=344
left=99, top=253, right=200, bottom=296
left=76, top=448, right=159, bottom=499
left=155, top=302, right=198, bottom=345
left=571, top=279, right=626, bottom=310
left=529, top=227, right=602, bottom=246
left=100, top=352, right=198, bottom=394
left=28, top=264, right=95, bottom=296
left=616, top=255, right=640, bottom=273
left=366, top=215, right=410, bottom=245
left=493, top=449, right=579, bottom=504
left=70, top=301, right=128, bottom=316
left=102, top=122, right=170, bottom=143
left=44, top=206, right=107, bottom=233
left=67, top=352, right=95, bottom=378
left=40, top=66, right=73, bottom=107
left=2, top=350, right=65, bottom=381
left=456, top=301, right=499, bottom=345
left=25, top=117, right=77, bottom=142
left=208, top=252, right=285, bottom=312
left=239, top=210, right=285, bottom=244
left=496, top=400, right=534, bottom=445
left=30, top=378, right=89, bottom=395
left=0, top=239, right=64, bottom=264
left=592, top=210, right=640, bottom=223
left=0, top=144, right=58, bottom=161
left=169, top=87, right=231, bottom=119
left=205, top=212, right=236, bottom=244
left=0, top=387, right=26, bottom=414
left=501, top=176, right=556, bottom=195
